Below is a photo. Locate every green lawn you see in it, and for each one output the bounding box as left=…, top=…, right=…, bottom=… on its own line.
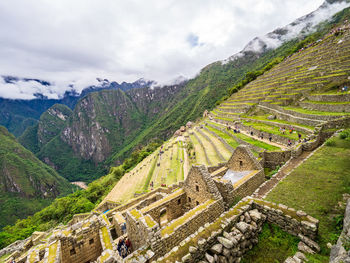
left=244, top=114, right=315, bottom=130
left=241, top=223, right=299, bottom=263
left=205, top=123, right=240, bottom=149
left=242, top=120, right=303, bottom=141
left=266, top=134, right=350, bottom=262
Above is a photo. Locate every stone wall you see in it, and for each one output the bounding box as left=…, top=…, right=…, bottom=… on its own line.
left=213, top=178, right=236, bottom=207
left=60, top=222, right=103, bottom=263
left=125, top=210, right=149, bottom=250
left=320, top=116, right=350, bottom=131
left=144, top=192, right=187, bottom=225
left=258, top=102, right=341, bottom=122
left=160, top=198, right=319, bottom=263
left=213, top=117, right=294, bottom=146
left=299, top=101, right=350, bottom=112
left=307, top=93, right=350, bottom=102
left=226, top=145, right=262, bottom=172
left=183, top=166, right=223, bottom=208
left=232, top=170, right=265, bottom=199
left=330, top=199, right=350, bottom=263
left=259, top=150, right=292, bottom=169
left=151, top=199, right=225, bottom=258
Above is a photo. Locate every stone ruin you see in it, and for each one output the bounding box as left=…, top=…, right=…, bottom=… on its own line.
left=3, top=146, right=321, bottom=263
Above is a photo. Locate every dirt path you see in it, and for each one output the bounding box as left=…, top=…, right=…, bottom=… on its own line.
left=183, top=147, right=189, bottom=179
left=71, top=181, right=88, bottom=189
left=253, top=150, right=313, bottom=199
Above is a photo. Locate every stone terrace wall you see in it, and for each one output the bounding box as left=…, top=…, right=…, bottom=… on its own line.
left=259, top=150, right=292, bottom=169
left=151, top=199, right=225, bottom=259
left=320, top=116, right=350, bottom=131
left=159, top=197, right=319, bottom=263
left=213, top=117, right=293, bottom=145
left=308, top=93, right=350, bottom=102
left=232, top=170, right=265, bottom=199
left=259, top=102, right=341, bottom=122
left=299, top=101, right=350, bottom=113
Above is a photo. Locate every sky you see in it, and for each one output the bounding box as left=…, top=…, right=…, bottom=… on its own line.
left=0, top=0, right=347, bottom=99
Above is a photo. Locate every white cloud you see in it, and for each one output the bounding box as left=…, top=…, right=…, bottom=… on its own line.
left=0, top=0, right=345, bottom=99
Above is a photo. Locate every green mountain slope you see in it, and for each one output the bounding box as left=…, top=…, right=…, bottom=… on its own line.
left=0, top=126, right=74, bottom=229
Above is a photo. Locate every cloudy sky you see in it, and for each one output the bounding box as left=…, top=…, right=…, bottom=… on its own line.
left=0, top=0, right=348, bottom=99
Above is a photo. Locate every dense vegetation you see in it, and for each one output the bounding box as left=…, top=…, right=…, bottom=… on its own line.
left=241, top=223, right=299, bottom=263
left=266, top=130, right=350, bottom=262
left=0, top=126, right=74, bottom=229
left=0, top=141, right=161, bottom=249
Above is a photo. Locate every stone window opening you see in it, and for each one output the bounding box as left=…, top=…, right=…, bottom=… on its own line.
left=188, top=197, right=191, bottom=202
left=177, top=198, right=181, bottom=205
left=70, top=248, right=76, bottom=256
left=239, top=160, right=243, bottom=167
left=89, top=238, right=94, bottom=245
left=196, top=201, right=199, bottom=206
left=195, top=185, right=199, bottom=192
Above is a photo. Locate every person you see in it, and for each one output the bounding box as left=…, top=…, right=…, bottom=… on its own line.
left=344, top=86, right=348, bottom=92
left=117, top=239, right=124, bottom=256
left=298, top=133, right=302, bottom=142
left=260, top=133, right=264, bottom=140
left=287, top=139, right=292, bottom=147
left=121, top=223, right=126, bottom=235
left=121, top=241, right=128, bottom=258
left=125, top=238, right=132, bottom=254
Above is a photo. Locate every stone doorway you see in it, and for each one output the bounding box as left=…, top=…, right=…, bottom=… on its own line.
left=160, top=208, right=168, bottom=226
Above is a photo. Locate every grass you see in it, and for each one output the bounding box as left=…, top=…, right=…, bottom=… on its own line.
left=130, top=209, right=142, bottom=219
left=144, top=215, right=156, bottom=228
left=244, top=114, right=315, bottom=130
left=242, top=120, right=305, bottom=141
left=0, top=254, right=10, bottom=263
left=101, top=226, right=113, bottom=250
left=143, top=151, right=159, bottom=191
left=189, top=134, right=208, bottom=165
left=47, top=241, right=58, bottom=263
left=194, top=130, right=221, bottom=165
left=233, top=131, right=281, bottom=151
left=202, top=129, right=232, bottom=160
left=206, top=123, right=240, bottom=149
left=241, top=223, right=299, bottom=263
left=161, top=199, right=214, bottom=236
left=266, top=134, right=350, bottom=262
left=284, top=106, right=350, bottom=116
